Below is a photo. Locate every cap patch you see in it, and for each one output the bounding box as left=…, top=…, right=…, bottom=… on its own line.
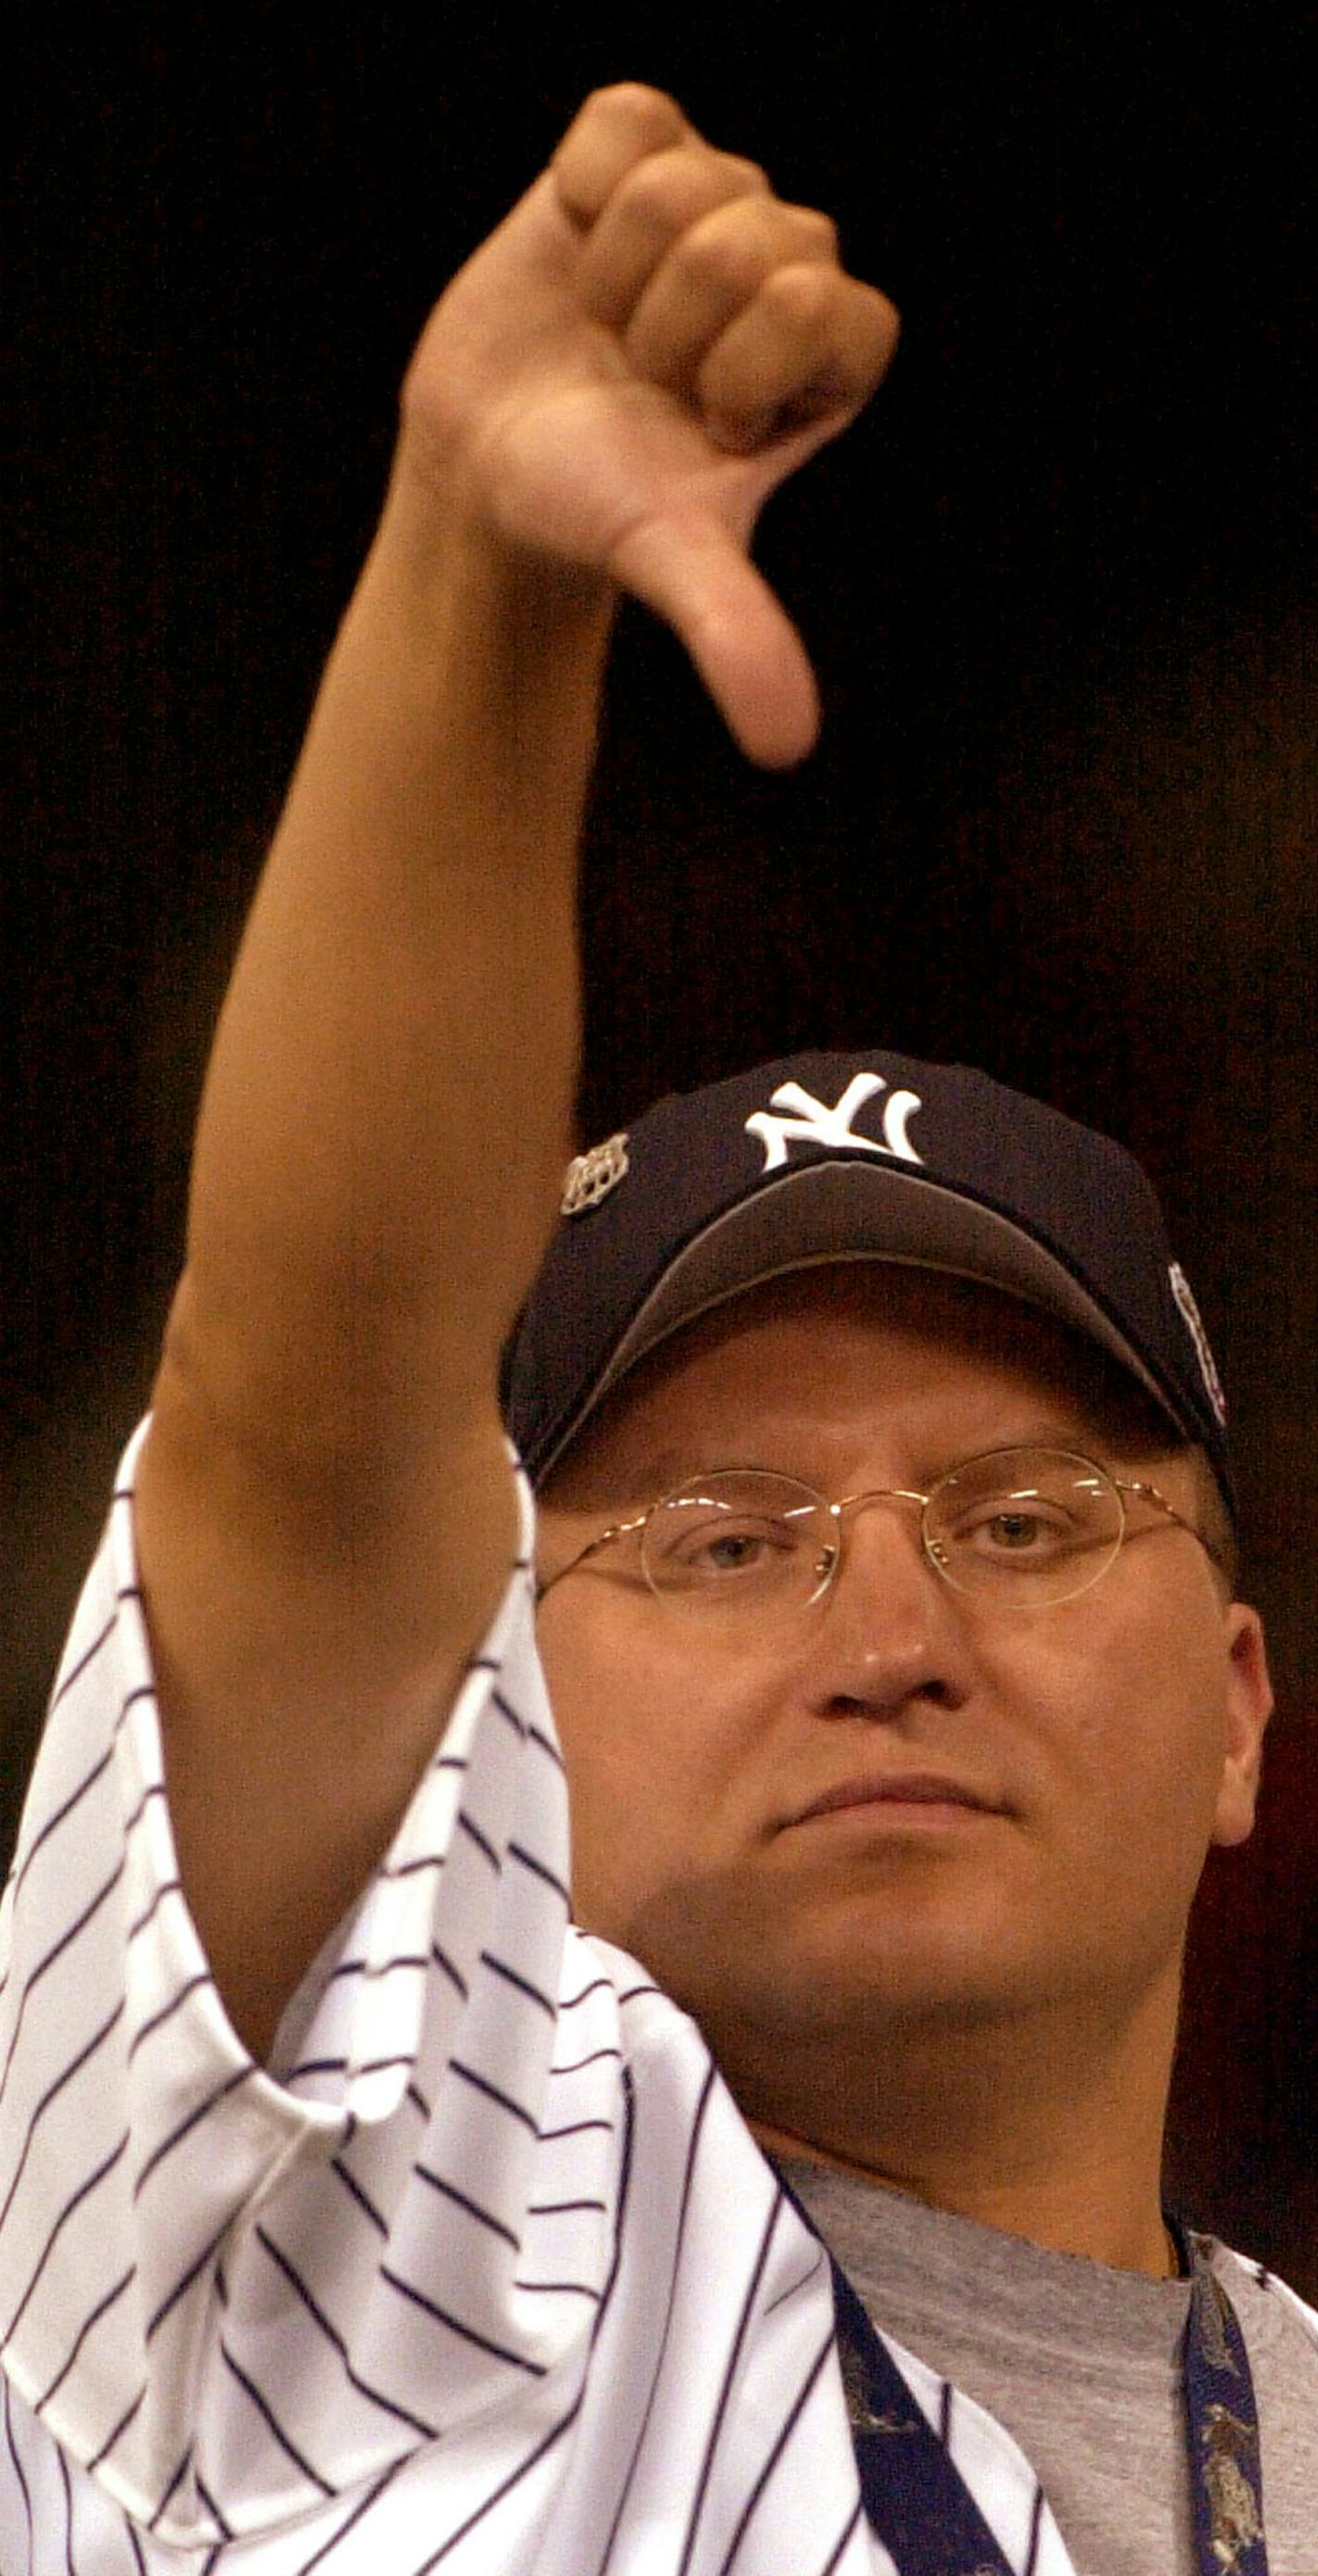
left=745, top=1072, right=924, bottom=1172
left=562, top=1131, right=629, bottom=1215
left=1169, top=1262, right=1228, bottom=1428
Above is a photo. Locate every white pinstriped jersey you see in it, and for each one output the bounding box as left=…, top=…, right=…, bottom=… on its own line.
left=0, top=1429, right=1312, bottom=2575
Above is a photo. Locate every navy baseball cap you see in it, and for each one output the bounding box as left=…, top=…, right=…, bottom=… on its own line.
left=501, top=1046, right=1234, bottom=1516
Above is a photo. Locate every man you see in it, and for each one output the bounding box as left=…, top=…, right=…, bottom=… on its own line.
left=0, top=80, right=1312, bottom=2576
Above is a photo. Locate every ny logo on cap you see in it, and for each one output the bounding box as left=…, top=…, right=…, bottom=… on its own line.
left=746, top=1072, right=924, bottom=1172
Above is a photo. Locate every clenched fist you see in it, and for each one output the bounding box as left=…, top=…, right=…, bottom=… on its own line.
left=395, top=85, right=899, bottom=764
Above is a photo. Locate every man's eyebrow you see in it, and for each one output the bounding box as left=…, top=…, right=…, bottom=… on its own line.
left=549, top=1445, right=692, bottom=1515
left=917, top=1422, right=1126, bottom=1473
left=952, top=1419, right=1100, bottom=1454
left=985, top=1416, right=1175, bottom=1463
left=623, top=1447, right=698, bottom=1494
left=591, top=1418, right=1166, bottom=1506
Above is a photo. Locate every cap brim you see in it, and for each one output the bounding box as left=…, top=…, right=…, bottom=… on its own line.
left=572, top=1158, right=1175, bottom=1453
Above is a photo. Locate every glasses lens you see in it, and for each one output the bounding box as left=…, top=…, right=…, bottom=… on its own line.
left=643, top=1473, right=829, bottom=1613
left=927, top=1447, right=1122, bottom=1602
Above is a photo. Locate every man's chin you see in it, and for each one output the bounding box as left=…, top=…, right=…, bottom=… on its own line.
left=618, top=1868, right=1028, bottom=2054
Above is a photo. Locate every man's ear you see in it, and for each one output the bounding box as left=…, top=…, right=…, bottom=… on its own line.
left=1211, top=1603, right=1274, bottom=1849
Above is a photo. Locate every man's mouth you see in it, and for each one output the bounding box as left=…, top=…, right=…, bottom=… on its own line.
left=791, top=1771, right=1005, bottom=1826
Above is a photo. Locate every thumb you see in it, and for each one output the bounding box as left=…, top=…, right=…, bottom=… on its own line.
left=610, top=512, right=820, bottom=768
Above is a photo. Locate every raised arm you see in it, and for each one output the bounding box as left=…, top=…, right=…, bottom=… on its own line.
left=136, top=84, right=898, bottom=2056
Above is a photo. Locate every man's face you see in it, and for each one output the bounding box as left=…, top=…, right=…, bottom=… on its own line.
left=534, top=1269, right=1270, bottom=2107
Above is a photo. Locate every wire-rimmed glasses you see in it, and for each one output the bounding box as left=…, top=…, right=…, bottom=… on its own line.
left=535, top=1444, right=1219, bottom=1619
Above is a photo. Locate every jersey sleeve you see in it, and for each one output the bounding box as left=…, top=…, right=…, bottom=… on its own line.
left=0, top=1422, right=618, bottom=2550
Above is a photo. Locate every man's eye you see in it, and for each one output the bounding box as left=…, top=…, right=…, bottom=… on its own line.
left=703, top=1531, right=770, bottom=1571
left=657, top=1517, right=794, bottom=1581
left=955, top=1505, right=1073, bottom=1557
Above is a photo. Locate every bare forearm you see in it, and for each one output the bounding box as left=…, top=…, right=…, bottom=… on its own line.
left=139, top=489, right=614, bottom=2054
left=171, top=480, right=614, bottom=1485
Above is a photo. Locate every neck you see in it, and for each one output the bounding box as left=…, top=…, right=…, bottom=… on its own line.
left=737, top=1974, right=1181, bottom=2280
left=751, top=2120, right=1180, bottom=2279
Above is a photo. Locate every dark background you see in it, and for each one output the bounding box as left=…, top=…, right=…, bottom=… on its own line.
left=7, top=10, right=1316, bottom=2283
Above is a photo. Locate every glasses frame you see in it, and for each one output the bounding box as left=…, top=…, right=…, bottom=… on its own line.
left=534, top=1443, right=1222, bottom=1615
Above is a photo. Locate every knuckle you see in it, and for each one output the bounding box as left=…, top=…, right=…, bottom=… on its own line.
left=794, top=204, right=839, bottom=259
left=673, top=214, right=768, bottom=296
left=582, top=81, right=686, bottom=143
left=763, top=260, right=835, bottom=322
left=618, top=146, right=752, bottom=237
left=862, top=282, right=902, bottom=357
left=668, top=192, right=798, bottom=293
left=618, top=150, right=697, bottom=233
left=719, top=153, right=772, bottom=195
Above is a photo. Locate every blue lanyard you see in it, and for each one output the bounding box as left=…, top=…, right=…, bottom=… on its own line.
left=1173, top=2217, right=1270, bottom=2576
left=808, top=2204, right=1269, bottom=2576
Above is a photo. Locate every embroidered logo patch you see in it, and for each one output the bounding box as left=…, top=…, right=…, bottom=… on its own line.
left=1169, top=1263, right=1228, bottom=1427
left=561, top=1132, right=629, bottom=1215
left=745, top=1073, right=924, bottom=1173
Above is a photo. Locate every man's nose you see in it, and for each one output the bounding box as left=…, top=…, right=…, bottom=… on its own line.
left=806, top=1494, right=976, bottom=1713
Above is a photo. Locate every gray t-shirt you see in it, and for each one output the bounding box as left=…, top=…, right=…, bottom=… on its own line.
left=780, top=2158, right=1318, bottom=2575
